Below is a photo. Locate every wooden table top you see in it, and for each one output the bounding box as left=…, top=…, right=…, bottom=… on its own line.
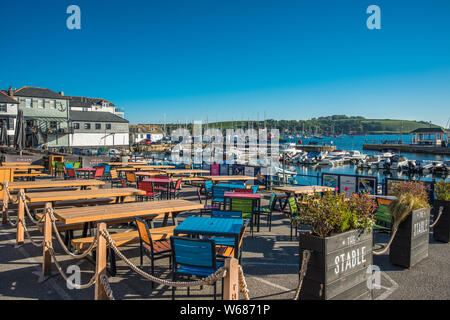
left=25, top=188, right=145, bottom=203
left=7, top=179, right=105, bottom=190
left=224, top=192, right=261, bottom=199
left=53, top=199, right=204, bottom=224
left=3, top=165, right=45, bottom=170
left=273, top=185, right=335, bottom=194
left=1, top=162, right=32, bottom=166
left=116, top=168, right=137, bottom=172
left=201, top=175, right=256, bottom=181
left=161, top=169, right=210, bottom=175
left=135, top=171, right=165, bottom=176
left=132, top=165, right=175, bottom=169
left=108, top=162, right=148, bottom=166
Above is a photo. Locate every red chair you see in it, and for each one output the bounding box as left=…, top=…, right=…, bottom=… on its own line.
left=65, top=168, right=77, bottom=180
left=165, top=179, right=182, bottom=199
left=94, top=167, right=105, bottom=179
left=152, top=175, right=170, bottom=193
left=137, top=181, right=160, bottom=201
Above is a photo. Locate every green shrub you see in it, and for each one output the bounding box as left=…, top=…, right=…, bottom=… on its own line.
left=435, top=180, right=450, bottom=201
left=292, top=191, right=376, bottom=238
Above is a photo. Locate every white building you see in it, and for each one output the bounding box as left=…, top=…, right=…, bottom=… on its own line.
left=0, top=89, right=19, bottom=143
left=129, top=125, right=164, bottom=144
left=69, top=111, right=129, bottom=149
left=68, top=96, right=125, bottom=118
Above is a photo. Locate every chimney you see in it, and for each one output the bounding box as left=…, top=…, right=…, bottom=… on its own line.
left=8, top=86, right=13, bottom=97
left=59, top=91, right=64, bottom=96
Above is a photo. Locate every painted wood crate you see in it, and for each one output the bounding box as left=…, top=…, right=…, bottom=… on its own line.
left=389, top=207, right=430, bottom=268
left=433, top=200, right=450, bottom=243
left=298, top=229, right=373, bottom=300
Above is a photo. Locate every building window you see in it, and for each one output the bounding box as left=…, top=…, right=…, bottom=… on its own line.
left=84, top=123, right=91, bottom=130
left=95, top=123, right=101, bottom=130
left=0, top=104, right=6, bottom=112
left=73, top=123, right=80, bottom=130
left=37, top=99, right=43, bottom=108
left=49, top=100, right=56, bottom=109
left=8, top=118, right=14, bottom=130
left=50, top=121, right=57, bottom=129
left=26, top=99, right=31, bottom=108
left=106, top=124, right=111, bottom=130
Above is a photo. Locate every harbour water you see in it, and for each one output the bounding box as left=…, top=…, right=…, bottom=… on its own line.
left=282, top=134, right=449, bottom=185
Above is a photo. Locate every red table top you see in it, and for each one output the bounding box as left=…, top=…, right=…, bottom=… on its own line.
left=224, top=192, right=261, bottom=199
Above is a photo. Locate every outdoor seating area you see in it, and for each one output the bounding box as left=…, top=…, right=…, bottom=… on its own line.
left=0, top=159, right=449, bottom=301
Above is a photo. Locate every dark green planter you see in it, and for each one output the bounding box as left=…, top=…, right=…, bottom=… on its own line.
left=298, top=229, right=373, bottom=300
left=389, top=207, right=430, bottom=268
left=433, top=200, right=450, bottom=243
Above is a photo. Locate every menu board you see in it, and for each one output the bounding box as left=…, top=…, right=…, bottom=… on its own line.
left=322, top=174, right=339, bottom=189
left=357, top=177, right=377, bottom=195
left=220, top=164, right=228, bottom=176
left=340, top=175, right=357, bottom=197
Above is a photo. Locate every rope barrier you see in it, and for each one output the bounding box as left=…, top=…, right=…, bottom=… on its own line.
left=99, top=274, right=115, bottom=300
left=19, top=218, right=45, bottom=247
left=2, top=182, right=18, bottom=227
left=101, top=229, right=227, bottom=288
left=45, top=242, right=97, bottom=289
left=238, top=265, right=250, bottom=300
left=48, top=208, right=99, bottom=259
left=293, top=249, right=311, bottom=300
left=430, top=206, right=444, bottom=228
left=19, top=190, right=44, bottom=226
left=373, top=225, right=399, bottom=256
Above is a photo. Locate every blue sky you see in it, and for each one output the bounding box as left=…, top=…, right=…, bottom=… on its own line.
left=1, top=0, right=449, bottom=127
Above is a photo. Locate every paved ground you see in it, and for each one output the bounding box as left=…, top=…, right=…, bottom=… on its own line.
left=0, top=185, right=449, bottom=300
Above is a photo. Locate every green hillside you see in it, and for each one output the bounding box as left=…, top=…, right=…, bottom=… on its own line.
left=166, top=115, right=441, bottom=135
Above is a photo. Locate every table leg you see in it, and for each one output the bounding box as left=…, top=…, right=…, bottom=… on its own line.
left=2, top=185, right=8, bottom=225
left=16, top=189, right=25, bottom=246
left=42, top=202, right=52, bottom=278
left=94, top=222, right=107, bottom=300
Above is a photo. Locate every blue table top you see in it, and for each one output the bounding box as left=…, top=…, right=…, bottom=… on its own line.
left=215, top=183, right=246, bottom=189
left=175, top=217, right=243, bottom=236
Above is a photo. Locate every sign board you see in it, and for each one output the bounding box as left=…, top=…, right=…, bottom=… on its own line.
left=220, top=164, right=228, bottom=176
left=244, top=166, right=255, bottom=185
left=322, top=174, right=339, bottom=190
left=210, top=164, right=220, bottom=176
left=357, top=177, right=377, bottom=195
left=340, top=175, right=357, bottom=197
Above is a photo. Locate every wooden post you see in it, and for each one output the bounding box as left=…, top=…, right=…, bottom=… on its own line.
left=42, top=202, right=53, bottom=277
left=16, top=189, right=25, bottom=246
left=223, top=258, right=239, bottom=300
left=2, top=180, right=8, bottom=225
left=95, top=222, right=107, bottom=300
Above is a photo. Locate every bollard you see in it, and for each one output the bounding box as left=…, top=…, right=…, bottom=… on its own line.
left=16, top=189, right=25, bottom=245
left=42, top=202, right=53, bottom=277
left=95, top=222, right=107, bottom=300
left=223, top=258, right=239, bottom=300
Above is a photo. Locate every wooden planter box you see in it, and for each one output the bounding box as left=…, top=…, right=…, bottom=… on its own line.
left=389, top=207, right=430, bottom=268
left=298, top=229, right=373, bottom=300
left=433, top=200, right=450, bottom=243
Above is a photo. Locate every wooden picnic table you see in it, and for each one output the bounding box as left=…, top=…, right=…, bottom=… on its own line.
left=14, top=187, right=145, bottom=247
left=272, top=185, right=335, bottom=210
left=24, top=188, right=144, bottom=203
left=108, top=162, right=147, bottom=166
left=3, top=165, right=45, bottom=173
left=41, top=199, right=204, bottom=281
left=131, top=165, right=175, bottom=170
left=1, top=162, right=32, bottom=166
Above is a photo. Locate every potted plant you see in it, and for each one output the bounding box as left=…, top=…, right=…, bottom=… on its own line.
left=433, top=180, right=450, bottom=242
left=293, top=191, right=376, bottom=300
left=388, top=181, right=431, bottom=268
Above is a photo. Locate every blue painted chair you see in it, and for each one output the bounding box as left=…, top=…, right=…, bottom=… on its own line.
left=65, top=163, right=74, bottom=169
left=209, top=211, right=248, bottom=263
left=170, top=236, right=223, bottom=300
left=211, top=186, right=228, bottom=208
left=251, top=185, right=259, bottom=193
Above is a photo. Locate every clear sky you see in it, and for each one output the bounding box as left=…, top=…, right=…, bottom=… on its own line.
left=1, top=0, right=449, bottom=127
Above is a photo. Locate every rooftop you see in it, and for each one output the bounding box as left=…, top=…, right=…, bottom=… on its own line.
left=410, top=127, right=448, bottom=134
left=70, top=110, right=128, bottom=123
left=0, top=91, right=19, bottom=104
left=68, top=96, right=115, bottom=108
left=12, top=86, right=69, bottom=100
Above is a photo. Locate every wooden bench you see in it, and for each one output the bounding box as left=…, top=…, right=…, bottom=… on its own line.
left=71, top=226, right=176, bottom=252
